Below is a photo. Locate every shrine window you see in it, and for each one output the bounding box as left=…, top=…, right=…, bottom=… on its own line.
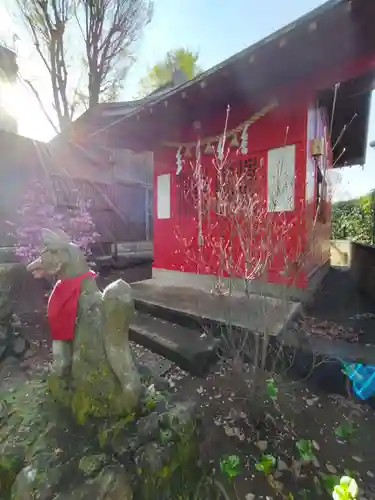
left=216, top=154, right=261, bottom=215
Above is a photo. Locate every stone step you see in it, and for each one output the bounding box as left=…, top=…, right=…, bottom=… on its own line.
left=133, top=296, right=207, bottom=331
left=129, top=312, right=219, bottom=377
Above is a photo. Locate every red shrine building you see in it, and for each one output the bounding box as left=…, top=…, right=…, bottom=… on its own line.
left=81, top=0, right=375, bottom=300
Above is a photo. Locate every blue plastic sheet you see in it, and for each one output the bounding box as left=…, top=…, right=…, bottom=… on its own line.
left=342, top=362, right=375, bottom=400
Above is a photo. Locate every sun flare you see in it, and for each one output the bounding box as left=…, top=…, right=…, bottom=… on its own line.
left=0, top=80, right=55, bottom=141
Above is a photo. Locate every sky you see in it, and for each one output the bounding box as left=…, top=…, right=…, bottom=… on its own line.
left=1, top=0, right=375, bottom=201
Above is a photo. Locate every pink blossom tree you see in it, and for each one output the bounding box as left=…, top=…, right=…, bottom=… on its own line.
left=14, top=177, right=99, bottom=263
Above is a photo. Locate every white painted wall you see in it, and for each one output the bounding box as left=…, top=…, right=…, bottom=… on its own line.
left=157, top=174, right=171, bottom=219
left=267, top=144, right=296, bottom=212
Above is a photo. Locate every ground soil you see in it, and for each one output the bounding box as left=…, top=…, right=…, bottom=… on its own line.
left=2, top=265, right=375, bottom=499
left=303, top=267, right=375, bottom=345
left=167, top=364, right=375, bottom=499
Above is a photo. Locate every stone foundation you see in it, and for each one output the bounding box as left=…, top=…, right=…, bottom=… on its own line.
left=0, top=378, right=202, bottom=500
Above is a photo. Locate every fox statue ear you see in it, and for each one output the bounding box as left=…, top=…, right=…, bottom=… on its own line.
left=41, top=228, right=71, bottom=250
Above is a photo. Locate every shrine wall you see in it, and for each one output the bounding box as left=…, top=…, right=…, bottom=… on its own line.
left=152, top=99, right=310, bottom=290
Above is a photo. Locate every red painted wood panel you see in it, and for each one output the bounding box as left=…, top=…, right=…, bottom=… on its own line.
left=153, top=102, right=309, bottom=288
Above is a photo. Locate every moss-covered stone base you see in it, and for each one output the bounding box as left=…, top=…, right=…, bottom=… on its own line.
left=0, top=378, right=202, bottom=500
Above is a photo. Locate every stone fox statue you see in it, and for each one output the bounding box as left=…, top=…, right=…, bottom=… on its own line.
left=27, top=228, right=141, bottom=421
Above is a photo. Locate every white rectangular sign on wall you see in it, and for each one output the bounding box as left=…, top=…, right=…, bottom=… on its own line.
left=267, top=144, right=296, bottom=212
left=157, top=174, right=171, bottom=219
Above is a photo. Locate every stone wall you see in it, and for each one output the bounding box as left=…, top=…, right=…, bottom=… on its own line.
left=351, top=242, right=375, bottom=301
left=330, top=239, right=351, bottom=267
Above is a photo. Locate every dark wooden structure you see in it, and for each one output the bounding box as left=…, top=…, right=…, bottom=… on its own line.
left=0, top=131, right=152, bottom=259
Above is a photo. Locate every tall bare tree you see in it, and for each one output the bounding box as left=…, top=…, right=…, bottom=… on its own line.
left=13, top=0, right=153, bottom=131
left=82, top=0, right=152, bottom=107
left=15, top=0, right=74, bottom=131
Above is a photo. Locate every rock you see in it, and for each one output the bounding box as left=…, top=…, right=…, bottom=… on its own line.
left=136, top=363, right=170, bottom=391
left=54, top=466, right=133, bottom=500
left=0, top=356, right=19, bottom=376
left=23, top=349, right=34, bottom=359
left=137, top=412, right=161, bottom=441
left=10, top=465, right=38, bottom=500
left=133, top=400, right=200, bottom=500
left=0, top=327, right=6, bottom=342
left=0, top=343, right=6, bottom=359
left=277, top=459, right=288, bottom=471
left=11, top=314, right=22, bottom=328
left=1, top=355, right=18, bottom=366
left=0, top=400, right=9, bottom=419
left=0, top=378, right=201, bottom=500
left=79, top=454, right=108, bottom=476
left=12, top=335, right=28, bottom=355
left=11, top=454, right=64, bottom=500
left=135, top=442, right=167, bottom=474
left=163, top=401, right=196, bottom=434
left=245, top=494, right=256, bottom=500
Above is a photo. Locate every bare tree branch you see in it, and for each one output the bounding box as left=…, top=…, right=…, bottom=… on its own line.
left=82, top=0, right=153, bottom=106
left=21, top=76, right=60, bottom=134
left=11, top=0, right=151, bottom=132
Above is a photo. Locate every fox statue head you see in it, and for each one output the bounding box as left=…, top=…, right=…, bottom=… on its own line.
left=27, top=229, right=90, bottom=279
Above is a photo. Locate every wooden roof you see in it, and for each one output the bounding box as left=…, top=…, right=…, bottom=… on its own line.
left=66, top=0, right=375, bottom=167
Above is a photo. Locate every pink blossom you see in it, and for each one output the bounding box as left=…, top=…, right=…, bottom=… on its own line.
left=12, top=178, right=99, bottom=263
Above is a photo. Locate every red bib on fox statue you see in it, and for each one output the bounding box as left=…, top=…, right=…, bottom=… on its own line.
left=47, top=271, right=96, bottom=341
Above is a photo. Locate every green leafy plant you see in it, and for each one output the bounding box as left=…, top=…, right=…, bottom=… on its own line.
left=296, top=439, right=315, bottom=462
left=266, top=378, right=278, bottom=401
left=319, top=473, right=341, bottom=496
left=160, top=429, right=172, bottom=443
left=144, top=384, right=159, bottom=410
left=334, top=421, right=356, bottom=441
left=332, top=476, right=358, bottom=500
left=255, top=454, right=276, bottom=474
left=220, top=455, right=241, bottom=480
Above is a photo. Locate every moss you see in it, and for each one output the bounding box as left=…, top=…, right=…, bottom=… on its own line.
left=97, top=413, right=136, bottom=449
left=48, top=374, right=72, bottom=408
left=69, top=358, right=132, bottom=424
left=0, top=454, right=24, bottom=496
left=71, top=388, right=108, bottom=425
left=136, top=420, right=201, bottom=500
left=78, top=454, right=107, bottom=476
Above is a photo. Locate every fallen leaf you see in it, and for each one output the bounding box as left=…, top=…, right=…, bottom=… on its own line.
left=291, top=459, right=302, bottom=479
left=256, top=440, right=268, bottom=452
left=326, top=464, right=337, bottom=474
left=223, top=424, right=235, bottom=437
left=312, top=456, right=320, bottom=468
left=312, top=440, right=320, bottom=451
left=306, top=397, right=319, bottom=406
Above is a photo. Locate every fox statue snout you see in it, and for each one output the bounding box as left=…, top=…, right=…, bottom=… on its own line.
left=26, top=228, right=141, bottom=421
left=27, top=228, right=88, bottom=279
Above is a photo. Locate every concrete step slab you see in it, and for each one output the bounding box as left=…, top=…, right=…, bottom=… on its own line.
left=129, top=312, right=219, bottom=376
